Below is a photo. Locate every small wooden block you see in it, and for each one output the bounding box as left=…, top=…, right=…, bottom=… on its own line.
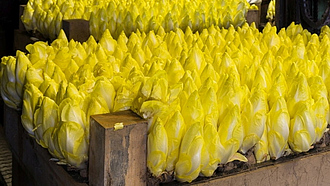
left=89, top=110, right=148, bottom=186
left=246, top=9, right=260, bottom=28
left=62, top=19, right=90, bottom=43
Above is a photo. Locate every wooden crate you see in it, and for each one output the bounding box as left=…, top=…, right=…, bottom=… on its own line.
left=89, top=111, right=148, bottom=186
left=3, top=103, right=330, bottom=185
left=2, top=104, right=148, bottom=186
left=174, top=149, right=330, bottom=185
left=7, top=4, right=330, bottom=185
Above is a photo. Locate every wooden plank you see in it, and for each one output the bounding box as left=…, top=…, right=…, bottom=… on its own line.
left=157, top=147, right=330, bottom=186
left=62, top=19, right=90, bottom=43
left=260, top=0, right=271, bottom=28
left=3, top=105, right=87, bottom=186
left=3, top=105, right=21, bottom=155
left=189, top=150, right=330, bottom=186
left=0, top=100, right=3, bottom=125
left=19, top=5, right=26, bottom=31
left=11, top=155, right=34, bottom=186
left=89, top=110, right=148, bottom=186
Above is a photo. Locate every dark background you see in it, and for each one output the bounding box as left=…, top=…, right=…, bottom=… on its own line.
left=0, top=0, right=28, bottom=58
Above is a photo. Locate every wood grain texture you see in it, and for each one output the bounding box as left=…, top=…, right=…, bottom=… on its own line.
left=89, top=110, right=148, bottom=186
left=246, top=9, right=260, bottom=28
left=182, top=150, right=330, bottom=186
left=62, top=19, right=90, bottom=43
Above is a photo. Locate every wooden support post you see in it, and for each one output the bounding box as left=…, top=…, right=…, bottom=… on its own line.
left=89, top=110, right=148, bottom=186
left=246, top=9, right=260, bottom=29
left=62, top=19, right=90, bottom=43
left=275, top=0, right=287, bottom=30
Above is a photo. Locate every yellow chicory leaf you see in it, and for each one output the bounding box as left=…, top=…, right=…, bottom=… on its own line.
left=21, top=83, right=43, bottom=136
left=147, top=118, right=168, bottom=177
left=164, top=111, right=186, bottom=172
left=175, top=122, right=203, bottom=183
left=267, top=97, right=290, bottom=160
left=288, top=101, right=316, bottom=153
left=57, top=121, right=88, bottom=169
left=218, top=105, right=243, bottom=164
left=181, top=90, right=204, bottom=128
left=34, top=96, right=59, bottom=148
left=200, top=122, right=222, bottom=177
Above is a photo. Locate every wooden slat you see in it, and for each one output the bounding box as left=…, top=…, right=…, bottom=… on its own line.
left=89, top=110, right=148, bottom=186
left=189, top=150, right=330, bottom=186
left=246, top=9, right=260, bottom=28
left=260, top=0, right=271, bottom=28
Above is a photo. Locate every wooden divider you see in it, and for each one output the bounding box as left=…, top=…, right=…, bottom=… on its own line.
left=246, top=9, right=260, bottom=28
left=62, top=19, right=90, bottom=43
left=89, top=110, right=148, bottom=186
left=9, top=4, right=330, bottom=186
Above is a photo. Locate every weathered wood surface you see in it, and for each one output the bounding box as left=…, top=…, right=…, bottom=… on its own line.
left=89, top=110, right=148, bottom=186
left=191, top=150, right=330, bottom=186
left=62, top=19, right=90, bottom=43
left=246, top=9, right=260, bottom=28
left=161, top=146, right=330, bottom=186
left=4, top=102, right=330, bottom=185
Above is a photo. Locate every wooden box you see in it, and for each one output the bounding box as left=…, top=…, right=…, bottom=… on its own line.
left=3, top=103, right=330, bottom=185
left=3, top=104, right=148, bottom=185
left=246, top=9, right=260, bottom=28
left=89, top=111, right=148, bottom=186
